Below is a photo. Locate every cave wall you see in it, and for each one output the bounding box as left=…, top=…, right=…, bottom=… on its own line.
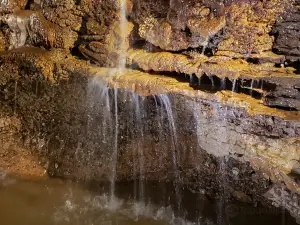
left=0, top=0, right=300, bottom=222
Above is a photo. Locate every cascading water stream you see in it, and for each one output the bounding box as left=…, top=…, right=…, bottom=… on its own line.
left=108, top=0, right=127, bottom=204
left=118, top=0, right=127, bottom=69
left=157, top=94, right=182, bottom=212
left=133, top=94, right=145, bottom=204
left=109, top=88, right=119, bottom=207
left=158, top=94, right=178, bottom=173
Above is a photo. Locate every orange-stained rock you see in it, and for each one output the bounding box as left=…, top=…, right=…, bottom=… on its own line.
left=1, top=10, right=77, bottom=50
left=0, top=0, right=28, bottom=13
left=218, top=0, right=290, bottom=54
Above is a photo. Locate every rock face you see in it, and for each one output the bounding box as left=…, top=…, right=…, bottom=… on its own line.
left=272, top=0, right=300, bottom=59
left=0, top=49, right=300, bottom=220
left=0, top=0, right=300, bottom=223
left=1, top=10, right=77, bottom=49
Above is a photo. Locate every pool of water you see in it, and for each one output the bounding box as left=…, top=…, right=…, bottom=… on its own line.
left=0, top=172, right=297, bottom=225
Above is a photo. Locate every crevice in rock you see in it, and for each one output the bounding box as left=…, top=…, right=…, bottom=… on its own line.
left=127, top=67, right=298, bottom=111
left=25, top=0, right=34, bottom=10
left=141, top=69, right=266, bottom=100
left=70, top=46, right=87, bottom=61
left=285, top=60, right=300, bottom=74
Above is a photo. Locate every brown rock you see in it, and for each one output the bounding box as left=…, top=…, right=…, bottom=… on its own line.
left=0, top=0, right=28, bottom=13
left=2, top=10, right=77, bottom=50
left=0, top=30, right=6, bottom=51
left=272, top=1, right=300, bottom=57
left=217, top=1, right=288, bottom=54
left=133, top=0, right=225, bottom=51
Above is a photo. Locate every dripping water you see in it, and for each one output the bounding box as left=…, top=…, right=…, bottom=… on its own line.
left=209, top=76, right=215, bottom=89
left=158, top=94, right=178, bottom=171
left=250, top=79, right=255, bottom=96
left=217, top=157, right=227, bottom=225
left=118, top=0, right=127, bottom=69
left=193, top=101, right=202, bottom=152
left=201, top=41, right=208, bottom=55
left=157, top=94, right=181, bottom=211
left=109, top=88, right=119, bottom=207
left=106, top=0, right=128, bottom=206
left=232, top=79, right=237, bottom=93
left=133, top=94, right=145, bottom=206
left=220, top=78, right=226, bottom=90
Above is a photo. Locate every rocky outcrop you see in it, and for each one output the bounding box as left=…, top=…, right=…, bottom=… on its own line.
left=0, top=10, right=77, bottom=49
left=0, top=49, right=299, bottom=219
left=130, top=0, right=290, bottom=53
left=0, top=0, right=300, bottom=223
left=127, top=49, right=300, bottom=110
left=272, top=0, right=300, bottom=59
left=0, top=0, right=27, bottom=13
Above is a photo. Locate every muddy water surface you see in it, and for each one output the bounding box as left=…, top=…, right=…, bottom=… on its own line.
left=0, top=172, right=297, bottom=225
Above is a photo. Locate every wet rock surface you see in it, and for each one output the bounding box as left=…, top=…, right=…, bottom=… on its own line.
left=0, top=0, right=300, bottom=223
left=272, top=0, right=300, bottom=59
left=0, top=49, right=299, bottom=220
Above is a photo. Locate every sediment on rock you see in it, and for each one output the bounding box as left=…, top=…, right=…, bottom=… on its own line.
left=126, top=49, right=300, bottom=110
left=0, top=0, right=300, bottom=222
left=0, top=45, right=300, bottom=221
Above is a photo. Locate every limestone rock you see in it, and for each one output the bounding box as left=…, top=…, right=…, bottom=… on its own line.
left=0, top=0, right=28, bottom=13
left=127, top=49, right=300, bottom=110
left=127, top=49, right=207, bottom=76
left=133, top=0, right=226, bottom=51
left=1, top=10, right=77, bottom=50
left=0, top=30, right=6, bottom=51
left=80, top=20, right=134, bottom=67
left=218, top=1, right=288, bottom=54
left=272, top=0, right=300, bottom=58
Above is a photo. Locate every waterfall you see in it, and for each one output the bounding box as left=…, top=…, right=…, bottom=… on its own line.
left=133, top=94, right=145, bottom=204
left=118, top=0, right=127, bottom=69
left=108, top=0, right=127, bottom=204
left=158, top=94, right=178, bottom=172
left=109, top=88, right=119, bottom=206
left=157, top=94, right=181, bottom=211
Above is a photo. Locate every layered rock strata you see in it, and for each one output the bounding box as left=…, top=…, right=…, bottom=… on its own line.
left=0, top=0, right=300, bottom=222
left=0, top=49, right=299, bottom=221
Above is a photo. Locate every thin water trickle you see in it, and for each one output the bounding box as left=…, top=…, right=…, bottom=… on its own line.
left=118, top=0, right=127, bottom=69
left=110, top=88, right=119, bottom=207
left=232, top=79, right=237, bottom=93
left=201, top=41, right=208, bottom=55
left=107, top=0, right=128, bottom=205
left=209, top=76, right=215, bottom=89
left=133, top=94, right=145, bottom=204
left=158, top=94, right=178, bottom=171
left=250, top=79, right=255, bottom=96
left=217, top=157, right=227, bottom=225
left=153, top=95, right=166, bottom=167
left=157, top=94, right=181, bottom=212
left=220, top=78, right=226, bottom=90
left=192, top=100, right=202, bottom=151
